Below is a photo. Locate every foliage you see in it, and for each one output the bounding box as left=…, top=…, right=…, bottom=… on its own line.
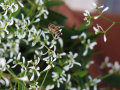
left=0, top=0, right=120, bottom=90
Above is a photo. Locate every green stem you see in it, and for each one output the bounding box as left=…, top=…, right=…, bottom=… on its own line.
left=6, top=66, right=17, bottom=78
left=99, top=73, right=113, bottom=80
left=97, top=9, right=120, bottom=24
left=105, top=21, right=115, bottom=33
left=40, top=70, right=49, bottom=88
left=101, top=16, right=113, bottom=23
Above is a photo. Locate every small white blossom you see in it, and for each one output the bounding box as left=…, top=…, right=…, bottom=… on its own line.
left=10, top=3, right=18, bottom=13
left=92, top=3, right=109, bottom=13
left=86, top=61, right=94, bottom=69
left=58, top=38, right=63, bottom=48
left=43, top=65, right=51, bottom=72
left=45, top=85, right=54, bottom=90
left=64, top=52, right=81, bottom=71
left=80, top=32, right=87, bottom=40
left=0, top=58, right=6, bottom=71
left=71, top=35, right=78, bottom=39
left=83, top=39, right=97, bottom=56
left=93, top=24, right=107, bottom=42
left=18, top=76, right=29, bottom=81
left=83, top=10, right=91, bottom=26
left=30, top=73, right=35, bottom=81
left=18, top=1, right=24, bottom=7
left=102, top=7, right=109, bottom=13
left=34, top=18, right=40, bottom=23
left=52, top=71, right=66, bottom=88
left=87, top=75, right=101, bottom=90
left=103, top=34, right=107, bottom=42
left=2, top=77, right=9, bottom=87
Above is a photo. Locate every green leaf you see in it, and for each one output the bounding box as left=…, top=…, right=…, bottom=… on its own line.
left=74, top=70, right=88, bottom=77
left=12, top=7, right=21, bottom=17
left=77, top=23, right=92, bottom=31
left=39, top=9, right=66, bottom=27
left=22, top=7, right=35, bottom=17
left=18, top=81, right=25, bottom=90
left=54, top=66, right=62, bottom=74
left=103, top=74, right=120, bottom=88
left=45, top=1, right=64, bottom=7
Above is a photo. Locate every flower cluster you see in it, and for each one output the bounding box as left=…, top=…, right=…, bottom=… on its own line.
left=0, top=0, right=116, bottom=89
left=100, top=56, right=120, bottom=74
left=0, top=0, right=83, bottom=89
left=85, top=75, right=101, bottom=90
left=83, top=3, right=109, bottom=42
left=71, top=32, right=97, bottom=56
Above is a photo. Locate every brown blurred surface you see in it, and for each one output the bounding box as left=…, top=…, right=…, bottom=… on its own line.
left=52, top=4, right=120, bottom=88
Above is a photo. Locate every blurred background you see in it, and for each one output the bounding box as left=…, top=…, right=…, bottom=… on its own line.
left=65, top=0, right=120, bottom=13
left=53, top=0, right=120, bottom=88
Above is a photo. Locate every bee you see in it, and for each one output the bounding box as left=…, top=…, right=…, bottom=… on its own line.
left=48, top=24, right=63, bottom=37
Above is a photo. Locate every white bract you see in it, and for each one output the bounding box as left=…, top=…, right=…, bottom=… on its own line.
left=18, top=76, right=29, bottom=81
left=92, top=3, right=109, bottom=13
left=64, top=52, right=81, bottom=71
left=0, top=58, right=6, bottom=71
left=109, top=61, right=120, bottom=73
left=45, top=85, right=55, bottom=90
left=52, top=70, right=66, bottom=88
left=86, top=75, right=101, bottom=90
left=93, top=24, right=107, bottom=42
left=83, top=39, right=97, bottom=56
left=83, top=10, right=91, bottom=26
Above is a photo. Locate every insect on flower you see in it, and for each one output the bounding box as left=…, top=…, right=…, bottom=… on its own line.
left=48, top=24, right=63, bottom=37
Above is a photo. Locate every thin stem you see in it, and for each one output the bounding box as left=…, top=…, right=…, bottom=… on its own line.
left=40, top=70, right=49, bottom=88
left=99, top=73, right=113, bottom=80
left=6, top=67, right=17, bottom=78
left=97, top=8, right=120, bottom=24
left=105, top=21, right=115, bottom=33
left=101, top=16, right=113, bottom=23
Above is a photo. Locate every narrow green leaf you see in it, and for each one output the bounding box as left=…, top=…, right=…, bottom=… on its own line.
left=45, top=1, right=64, bottom=7
left=74, top=70, right=88, bottom=77
left=103, top=74, right=120, bottom=88
left=18, top=81, right=25, bottom=90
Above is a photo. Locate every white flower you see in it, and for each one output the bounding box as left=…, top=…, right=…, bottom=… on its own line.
left=18, top=76, right=29, bottom=81
left=92, top=3, right=109, bottom=13
left=34, top=18, right=40, bottom=23
left=93, top=24, right=107, bottom=42
left=52, top=71, right=66, bottom=88
left=102, top=7, right=109, bottom=13
left=45, top=85, right=54, bottom=90
left=93, top=24, right=102, bottom=34
left=18, top=1, right=24, bottom=7
left=30, top=73, right=35, bottom=81
left=104, top=34, right=107, bottom=42
left=86, top=61, right=94, bottom=69
left=88, top=76, right=101, bottom=86
left=93, top=16, right=99, bottom=20
left=0, top=77, right=10, bottom=87
left=71, top=35, right=78, bottom=39
left=9, top=3, right=18, bottom=13
left=92, top=3, right=97, bottom=8
left=0, top=58, right=6, bottom=71
left=0, top=79, right=5, bottom=86
left=80, top=32, right=87, bottom=39
left=83, top=10, right=90, bottom=17
left=83, top=10, right=91, bottom=26
left=83, top=39, right=97, bottom=56
left=64, top=52, right=81, bottom=71
left=109, top=61, right=120, bottom=73
left=58, top=38, right=63, bottom=48
left=43, top=65, right=51, bottom=72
